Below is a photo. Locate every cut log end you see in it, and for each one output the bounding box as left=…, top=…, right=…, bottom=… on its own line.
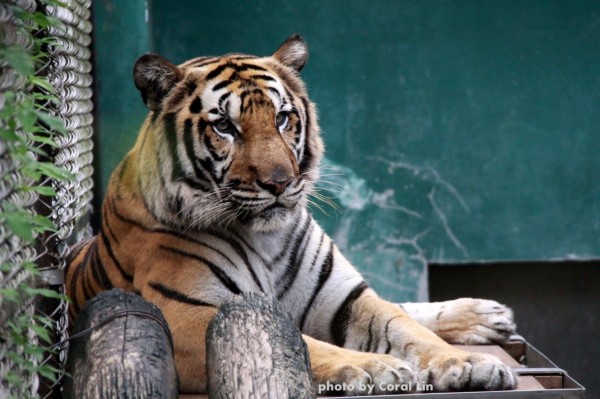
left=63, top=289, right=179, bottom=399
left=206, top=292, right=316, bottom=399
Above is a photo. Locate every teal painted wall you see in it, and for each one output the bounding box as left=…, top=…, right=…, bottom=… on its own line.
left=92, top=0, right=150, bottom=196
left=93, top=1, right=600, bottom=301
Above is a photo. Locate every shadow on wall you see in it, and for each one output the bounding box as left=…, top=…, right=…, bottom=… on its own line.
left=430, top=261, right=600, bottom=399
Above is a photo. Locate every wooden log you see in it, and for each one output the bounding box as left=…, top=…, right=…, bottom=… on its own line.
left=63, top=288, right=179, bottom=399
left=206, top=292, right=315, bottom=399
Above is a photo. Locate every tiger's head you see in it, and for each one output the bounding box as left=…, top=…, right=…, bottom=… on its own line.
left=131, top=34, right=323, bottom=233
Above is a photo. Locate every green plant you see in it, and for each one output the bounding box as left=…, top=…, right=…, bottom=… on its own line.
left=1, top=1, right=74, bottom=397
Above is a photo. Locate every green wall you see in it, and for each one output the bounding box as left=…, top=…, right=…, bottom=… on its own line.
left=93, top=1, right=600, bottom=301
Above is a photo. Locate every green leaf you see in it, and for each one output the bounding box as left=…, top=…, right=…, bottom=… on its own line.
left=21, top=261, right=40, bottom=275
left=23, top=287, right=64, bottom=300
left=31, top=135, right=60, bottom=147
left=30, top=324, right=52, bottom=344
left=36, top=111, right=67, bottom=135
left=37, top=366, right=57, bottom=381
left=0, top=46, right=34, bottom=76
left=21, top=185, right=57, bottom=196
left=5, top=371, right=20, bottom=385
left=16, top=107, right=38, bottom=133
left=27, top=145, right=50, bottom=157
left=31, top=215, right=56, bottom=233
left=37, top=162, right=75, bottom=181
left=3, top=212, right=35, bottom=242
left=0, top=127, right=20, bottom=141
left=0, top=288, right=20, bottom=302
left=30, top=76, right=56, bottom=94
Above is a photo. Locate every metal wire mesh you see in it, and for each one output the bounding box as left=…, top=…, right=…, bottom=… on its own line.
left=0, top=0, right=94, bottom=397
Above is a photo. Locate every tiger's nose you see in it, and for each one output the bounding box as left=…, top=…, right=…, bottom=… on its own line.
left=257, top=176, right=294, bottom=196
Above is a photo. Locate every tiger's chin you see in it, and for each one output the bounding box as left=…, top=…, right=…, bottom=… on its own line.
left=237, top=203, right=302, bottom=233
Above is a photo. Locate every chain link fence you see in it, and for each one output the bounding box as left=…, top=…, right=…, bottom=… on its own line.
left=1, top=0, right=94, bottom=397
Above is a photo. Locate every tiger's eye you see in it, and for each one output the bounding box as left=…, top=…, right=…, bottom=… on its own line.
left=215, top=118, right=233, bottom=133
left=276, top=112, right=288, bottom=127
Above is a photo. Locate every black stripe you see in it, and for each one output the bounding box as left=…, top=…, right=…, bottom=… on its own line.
left=68, top=261, right=83, bottom=314
left=186, top=81, right=197, bottom=95
left=149, top=281, right=215, bottom=307
left=159, top=245, right=242, bottom=294
left=165, top=85, right=187, bottom=110
left=229, top=55, right=258, bottom=61
left=183, top=118, right=212, bottom=183
left=239, top=90, right=250, bottom=106
left=276, top=216, right=312, bottom=299
left=213, top=80, right=232, bottom=92
left=299, top=97, right=313, bottom=174
left=206, top=229, right=265, bottom=292
left=365, top=314, right=376, bottom=352
left=199, top=157, right=219, bottom=183
left=331, top=281, right=369, bottom=346
left=90, top=240, right=113, bottom=290
left=102, top=204, right=119, bottom=244
left=81, top=262, right=94, bottom=301
left=110, top=202, right=249, bottom=289
left=250, top=74, right=275, bottom=82
left=308, top=231, right=325, bottom=272
left=189, top=57, right=220, bottom=68
left=203, top=127, right=226, bottom=161
left=267, top=87, right=281, bottom=100
left=80, top=243, right=97, bottom=301
left=69, top=243, right=95, bottom=314
left=384, top=315, right=402, bottom=354
left=218, top=92, right=232, bottom=108
left=182, top=177, right=210, bottom=191
left=236, top=63, right=267, bottom=72
left=110, top=198, right=148, bottom=230
left=206, top=63, right=229, bottom=80
left=99, top=227, right=133, bottom=283
left=189, top=96, right=202, bottom=113
left=176, top=236, right=240, bottom=271
left=229, top=230, right=268, bottom=263
left=198, top=119, right=219, bottom=161
left=67, top=237, right=93, bottom=265
left=267, top=215, right=302, bottom=270
left=150, top=111, right=161, bottom=125
left=135, top=131, right=160, bottom=221
left=300, top=241, right=335, bottom=331
left=294, top=117, right=302, bottom=145
left=164, top=113, right=185, bottom=181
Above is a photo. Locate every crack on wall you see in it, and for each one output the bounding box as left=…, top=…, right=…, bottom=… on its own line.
left=313, top=157, right=469, bottom=301
left=427, top=188, right=469, bottom=257
left=369, top=156, right=469, bottom=212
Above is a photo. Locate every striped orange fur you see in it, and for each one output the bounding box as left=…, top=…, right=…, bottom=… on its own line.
left=66, top=35, right=517, bottom=394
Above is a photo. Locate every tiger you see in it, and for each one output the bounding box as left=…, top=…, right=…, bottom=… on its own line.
left=65, top=34, right=517, bottom=394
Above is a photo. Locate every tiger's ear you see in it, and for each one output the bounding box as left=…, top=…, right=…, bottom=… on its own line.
left=272, top=34, right=308, bottom=72
left=133, top=54, right=183, bottom=111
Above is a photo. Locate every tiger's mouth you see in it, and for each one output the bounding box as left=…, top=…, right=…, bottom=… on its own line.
left=223, top=187, right=303, bottom=224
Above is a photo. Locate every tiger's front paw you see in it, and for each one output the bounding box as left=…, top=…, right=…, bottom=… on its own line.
left=314, top=352, right=418, bottom=395
left=422, top=350, right=517, bottom=391
left=435, top=298, right=516, bottom=344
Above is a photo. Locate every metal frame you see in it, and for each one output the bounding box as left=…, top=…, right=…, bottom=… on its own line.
left=325, top=337, right=585, bottom=399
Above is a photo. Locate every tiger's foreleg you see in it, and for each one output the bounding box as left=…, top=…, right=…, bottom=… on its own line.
left=400, top=298, right=516, bottom=344
left=139, top=290, right=218, bottom=393
left=305, top=335, right=418, bottom=395
left=333, top=289, right=517, bottom=392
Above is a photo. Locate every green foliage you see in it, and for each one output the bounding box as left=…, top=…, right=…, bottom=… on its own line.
left=1, top=2, right=74, bottom=397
